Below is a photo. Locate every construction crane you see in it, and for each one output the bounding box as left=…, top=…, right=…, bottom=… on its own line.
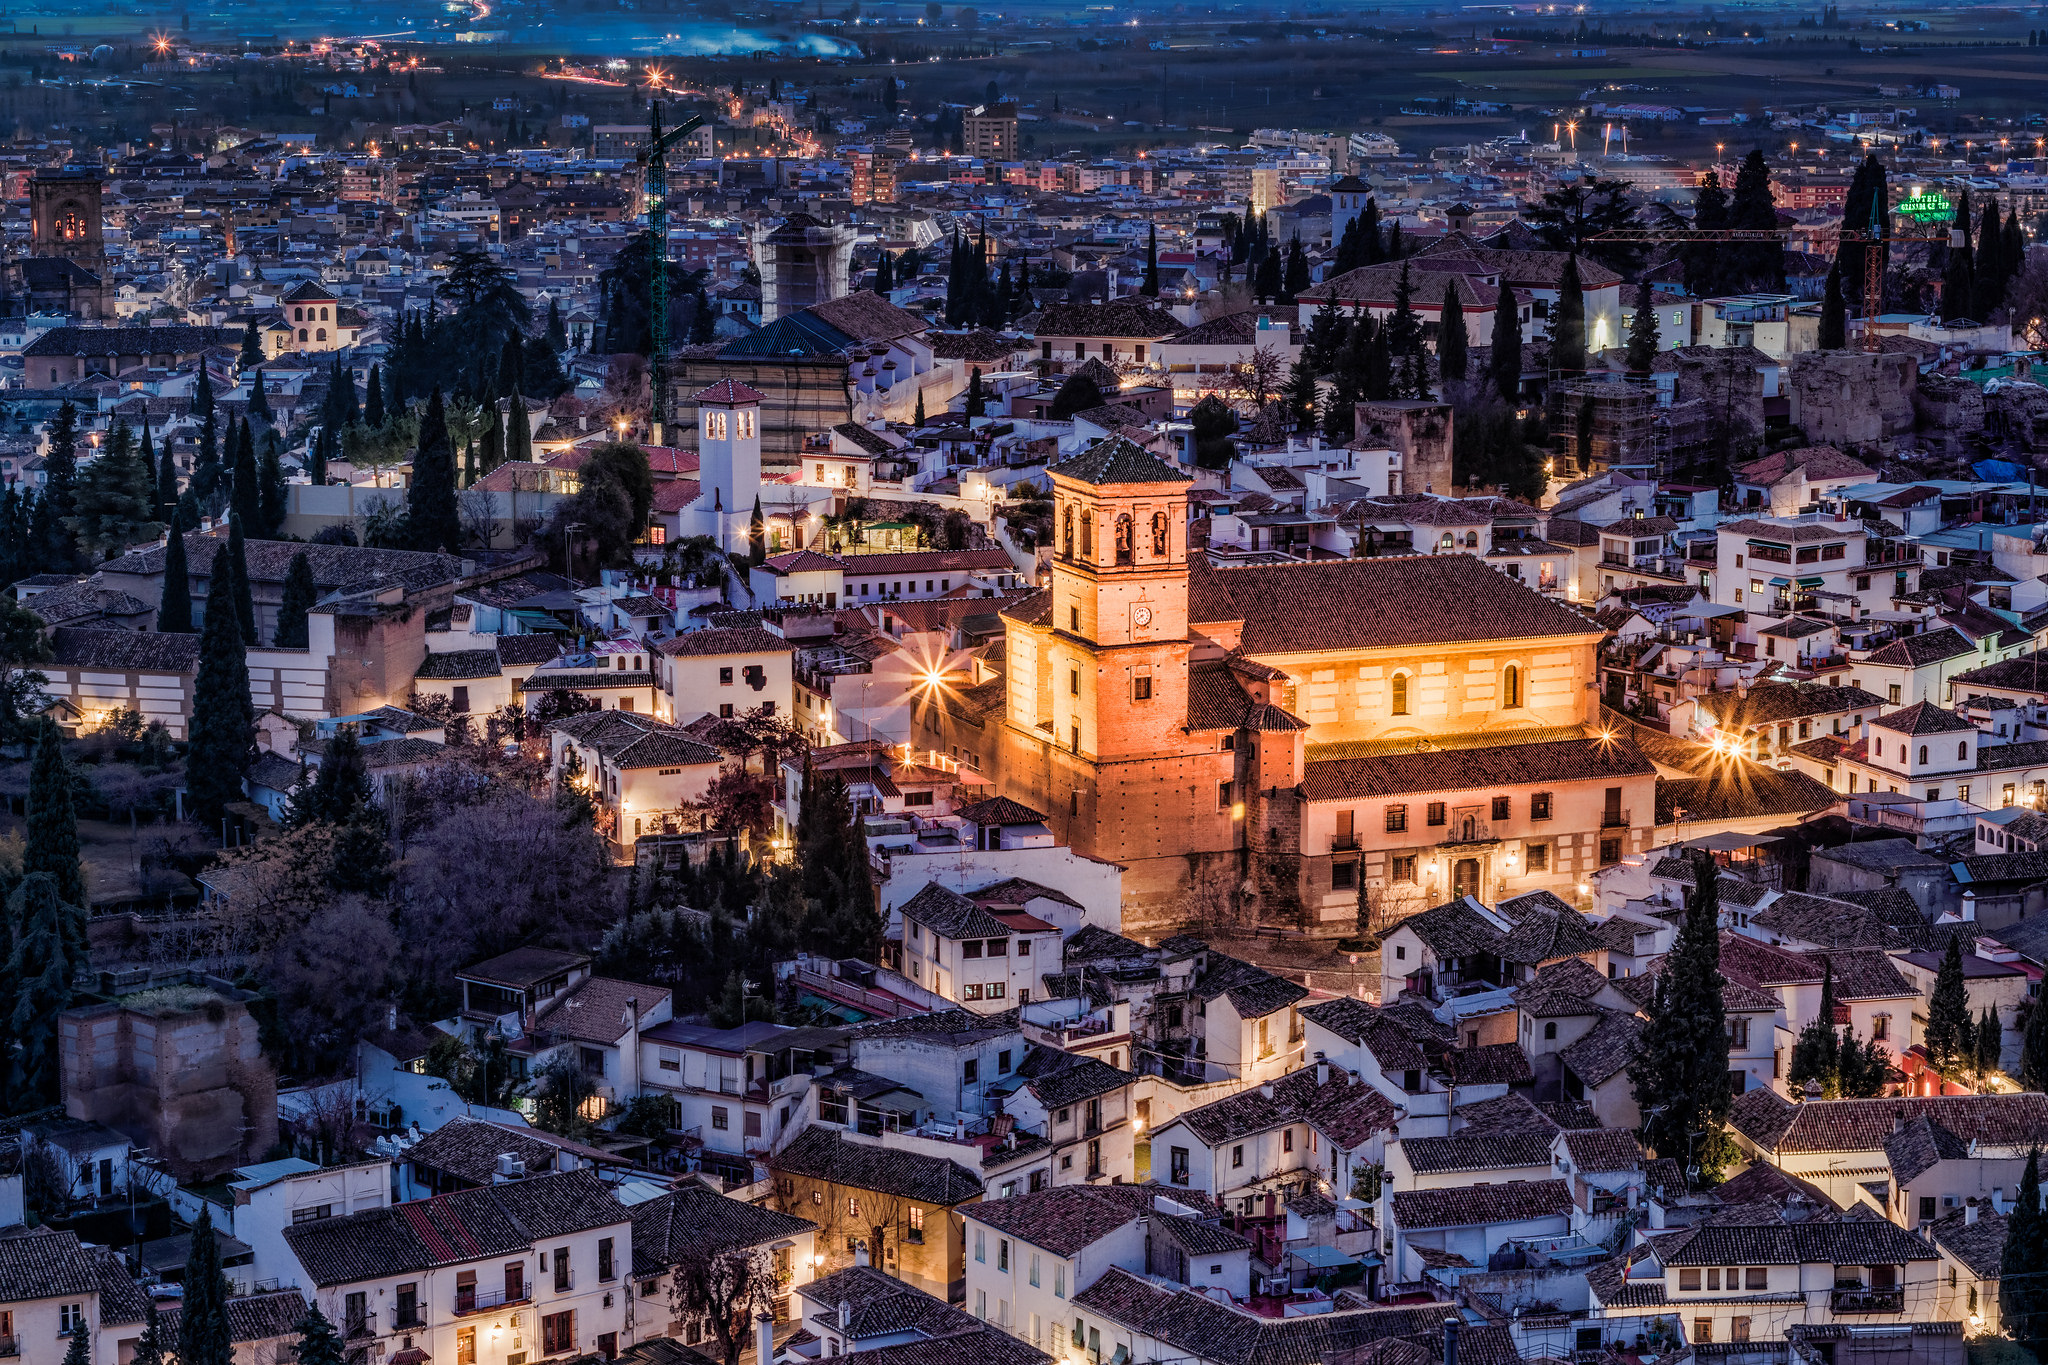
left=642, top=98, right=705, bottom=446
left=1593, top=206, right=1961, bottom=352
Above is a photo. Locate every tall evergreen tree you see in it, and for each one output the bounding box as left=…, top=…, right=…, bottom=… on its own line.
left=749, top=496, right=767, bottom=566
left=193, top=361, right=215, bottom=424
left=1333, top=215, right=1365, bottom=274
left=1927, top=934, right=1972, bottom=1077
left=152, top=421, right=178, bottom=525
left=1625, top=277, right=1659, bottom=375
left=1729, top=150, right=1784, bottom=291
left=25, top=718, right=84, bottom=911
left=1358, top=197, right=1383, bottom=265
left=2002, top=1148, right=2048, bottom=1356
left=1977, top=1004, right=2004, bottom=1083
left=1628, top=849, right=1739, bottom=1185
left=8, top=872, right=81, bottom=1104
left=273, top=551, right=315, bottom=649
left=36, top=401, right=83, bottom=573
left=409, top=387, right=461, bottom=554
left=1687, top=171, right=1730, bottom=297
left=1943, top=190, right=1976, bottom=323
left=1253, top=249, right=1281, bottom=305
left=507, top=397, right=533, bottom=465
left=239, top=324, right=264, bottom=369
left=133, top=1299, right=169, bottom=1365
left=1552, top=254, right=1587, bottom=376
left=290, top=723, right=373, bottom=828
left=230, top=417, right=259, bottom=532
left=1141, top=224, right=1160, bottom=297
left=1819, top=263, right=1848, bottom=349
left=1490, top=279, right=1523, bottom=403
left=180, top=1205, right=236, bottom=1365
left=1787, top=963, right=1842, bottom=1097
left=1438, top=281, right=1469, bottom=383
left=247, top=366, right=273, bottom=425
left=1282, top=238, right=1310, bottom=303
left=2022, top=991, right=2048, bottom=1091
left=363, top=365, right=386, bottom=429
left=69, top=419, right=160, bottom=561
left=59, top=1319, right=90, bottom=1365
left=1974, top=197, right=2007, bottom=321
left=1387, top=262, right=1422, bottom=395
left=256, top=434, right=287, bottom=539
left=158, top=530, right=193, bottom=634
left=965, top=368, right=986, bottom=419
left=875, top=251, right=895, bottom=295
left=187, top=564, right=253, bottom=831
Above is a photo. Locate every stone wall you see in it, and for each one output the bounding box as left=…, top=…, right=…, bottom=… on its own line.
left=60, top=986, right=279, bottom=1181
left=1354, top=401, right=1454, bottom=496
left=1785, top=351, right=1917, bottom=448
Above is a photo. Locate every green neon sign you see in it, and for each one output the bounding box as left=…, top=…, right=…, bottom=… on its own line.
left=1896, top=191, right=1953, bottom=222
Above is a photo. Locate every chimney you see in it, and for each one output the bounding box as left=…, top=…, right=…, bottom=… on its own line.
left=1444, top=1316, right=1461, bottom=1365
left=756, top=1310, right=775, bottom=1364
left=853, top=1241, right=869, bottom=1267
left=1962, top=891, right=1977, bottom=922
left=1260, top=1082, right=1275, bottom=1099
left=838, top=1300, right=851, bottom=1331
left=1315, top=1051, right=1330, bottom=1087
left=1967, top=1200, right=1981, bottom=1226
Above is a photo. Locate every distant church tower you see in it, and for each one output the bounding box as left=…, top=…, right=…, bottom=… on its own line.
left=691, top=379, right=764, bottom=555
left=15, top=165, right=112, bottom=318
left=751, top=212, right=857, bottom=323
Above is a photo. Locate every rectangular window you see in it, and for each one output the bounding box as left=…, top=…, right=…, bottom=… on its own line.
left=719, top=667, right=734, bottom=685
left=965, top=1059, right=979, bottom=1083
left=451, top=685, right=470, bottom=714
left=963, top=983, right=984, bottom=1000
left=1600, top=838, right=1621, bottom=865
left=1055, top=1264, right=1066, bottom=1297
left=998, top=1049, right=1013, bottom=1074
left=1219, top=781, right=1233, bottom=809
left=1491, top=795, right=1510, bottom=821
left=542, top=1310, right=575, bottom=1356
left=1133, top=676, right=1152, bottom=701
left=1531, top=792, right=1552, bottom=820
left=1694, top=1320, right=1712, bottom=1345
left=1728, top=1018, right=1749, bottom=1049
left=1707, top=1269, right=1721, bottom=1291
left=712, top=1107, right=729, bottom=1130
left=999, top=1239, right=1010, bottom=1271
left=1732, top=1316, right=1751, bottom=1343
left=1873, top=1015, right=1889, bottom=1040
left=457, top=1328, right=478, bottom=1365
left=1392, top=855, right=1417, bottom=883
left=1030, top=1254, right=1041, bottom=1287
left=1921, top=1195, right=1937, bottom=1221
left=554, top=1246, right=570, bottom=1293
left=293, top=1204, right=333, bottom=1224
left=1386, top=804, right=1408, bottom=832
left=1426, top=802, right=1446, bottom=826
left=1745, top=1268, right=1767, bottom=1290
left=962, top=941, right=983, bottom=958
left=1332, top=861, right=1357, bottom=890
left=1232, top=1144, right=1244, bottom=1167
left=1680, top=1269, right=1701, bottom=1291
left=1527, top=844, right=1548, bottom=871
left=976, top=1229, right=986, bottom=1263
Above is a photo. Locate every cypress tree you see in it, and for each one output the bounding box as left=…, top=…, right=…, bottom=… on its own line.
left=1628, top=849, right=1740, bottom=1185
left=152, top=420, right=178, bottom=524
left=1975, top=197, right=2007, bottom=321
left=1490, top=279, right=1523, bottom=404
left=1552, top=254, right=1587, bottom=377
left=192, top=405, right=221, bottom=506
left=1438, top=279, right=1469, bottom=383
left=293, top=1301, right=345, bottom=1365
left=1688, top=170, right=1730, bottom=296
left=25, top=719, right=85, bottom=911
left=1625, top=277, right=1659, bottom=375
left=1729, top=150, right=1783, bottom=291
left=1943, top=190, right=1975, bottom=324
left=1282, top=238, right=1310, bottom=304
left=257, top=433, right=288, bottom=538
left=134, top=1299, right=169, bottom=1365
left=1819, top=263, right=1848, bottom=349
left=247, top=366, right=273, bottom=424
left=239, top=325, right=264, bottom=369
left=187, top=561, right=253, bottom=830
left=1927, top=934, right=1971, bottom=1078
left=230, top=418, right=259, bottom=532
left=158, top=531, right=193, bottom=633
left=507, top=397, right=533, bottom=465
left=225, top=512, right=256, bottom=645
left=194, top=361, right=215, bottom=424
left=36, top=401, right=82, bottom=573
left=8, top=873, right=81, bottom=1104
left=479, top=406, right=502, bottom=476
left=273, top=550, right=315, bottom=649
left=1359, top=196, right=1383, bottom=264
left=876, top=251, right=895, bottom=295
left=2002, top=1148, right=2048, bottom=1356
left=408, top=387, right=461, bottom=554
left=914, top=391, right=926, bottom=427
left=1141, top=224, right=1160, bottom=297
left=180, top=1205, right=236, bottom=1365
left=965, top=368, right=986, bottom=419
left=1254, top=249, right=1281, bottom=305
left=337, top=358, right=360, bottom=427
left=2021, top=990, right=2048, bottom=1091
left=308, top=426, right=331, bottom=488
left=59, top=1320, right=89, bottom=1365
left=749, top=495, right=767, bottom=566
left=1333, top=215, right=1364, bottom=274
left=1977, top=1004, right=2003, bottom=1083
left=1788, top=962, right=1842, bottom=1097
left=69, top=418, right=159, bottom=561
left=363, top=365, right=385, bottom=429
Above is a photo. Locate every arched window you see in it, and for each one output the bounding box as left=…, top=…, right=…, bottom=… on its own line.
left=1114, top=514, right=1133, bottom=566
left=1919, top=745, right=1929, bottom=765
left=293, top=307, right=303, bottom=321
left=321, top=307, right=330, bottom=321
left=316, top=329, right=326, bottom=342
left=1438, top=533, right=1454, bottom=553
left=1391, top=674, right=1409, bottom=716
left=1960, top=741, right=1970, bottom=759
left=1061, top=505, right=1074, bottom=560
left=1502, top=664, right=1521, bottom=709
left=1080, top=510, right=1094, bottom=559
left=299, top=329, right=308, bottom=342
left=1465, top=531, right=1479, bottom=548
left=1152, top=511, right=1168, bottom=558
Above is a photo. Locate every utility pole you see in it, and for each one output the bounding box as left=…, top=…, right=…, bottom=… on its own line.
left=644, top=98, right=704, bottom=446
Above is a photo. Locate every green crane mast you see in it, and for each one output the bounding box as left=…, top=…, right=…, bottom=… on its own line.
left=644, top=99, right=704, bottom=446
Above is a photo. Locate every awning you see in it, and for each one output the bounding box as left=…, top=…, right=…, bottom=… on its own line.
left=1797, top=576, right=1826, bottom=587
left=1768, top=577, right=1791, bottom=587
left=1291, top=1245, right=1356, bottom=1269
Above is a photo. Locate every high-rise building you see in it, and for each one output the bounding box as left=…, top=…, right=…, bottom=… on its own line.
left=964, top=101, right=1019, bottom=161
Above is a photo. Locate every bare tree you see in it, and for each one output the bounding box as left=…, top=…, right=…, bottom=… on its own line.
left=1227, top=344, right=1287, bottom=411
left=458, top=487, right=503, bottom=549
left=668, top=1244, right=783, bottom=1365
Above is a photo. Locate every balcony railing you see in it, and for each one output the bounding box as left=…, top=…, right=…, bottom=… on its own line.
left=392, top=1309, right=426, bottom=1331
left=0, top=1335, right=16, bottom=1358
left=1600, top=809, right=1631, bottom=828
left=1330, top=834, right=1360, bottom=852
left=1831, top=1286, right=1904, bottom=1314
left=345, top=1315, right=376, bottom=1340
left=453, top=1285, right=532, bottom=1316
